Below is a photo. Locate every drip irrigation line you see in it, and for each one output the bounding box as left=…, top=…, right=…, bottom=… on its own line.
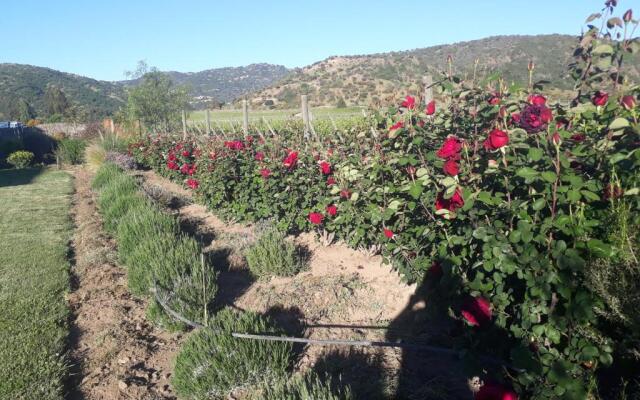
left=151, top=282, right=525, bottom=373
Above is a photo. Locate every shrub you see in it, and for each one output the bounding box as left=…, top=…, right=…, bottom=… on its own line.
left=91, top=163, right=123, bottom=190
left=153, top=234, right=217, bottom=324
left=245, top=226, right=306, bottom=277
left=249, top=372, right=353, bottom=400
left=55, top=138, right=86, bottom=165
left=105, top=151, right=136, bottom=170
left=173, top=308, right=292, bottom=399
left=6, top=151, right=34, bottom=169
left=84, top=142, right=107, bottom=172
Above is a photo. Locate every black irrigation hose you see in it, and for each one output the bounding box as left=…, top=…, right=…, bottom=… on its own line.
left=152, top=282, right=525, bottom=373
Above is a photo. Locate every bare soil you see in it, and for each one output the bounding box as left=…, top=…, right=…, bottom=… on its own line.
left=67, top=168, right=182, bottom=400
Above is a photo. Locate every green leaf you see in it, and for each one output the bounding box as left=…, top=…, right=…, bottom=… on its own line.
left=541, top=171, right=557, bottom=183
left=516, top=167, right=539, bottom=180
left=609, top=117, right=630, bottom=131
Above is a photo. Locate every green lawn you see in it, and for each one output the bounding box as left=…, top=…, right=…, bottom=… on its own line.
left=0, top=168, right=74, bottom=399
left=188, top=106, right=365, bottom=123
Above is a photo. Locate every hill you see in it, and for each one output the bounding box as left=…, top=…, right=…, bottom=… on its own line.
left=0, top=63, right=125, bottom=121
left=250, top=34, right=640, bottom=108
left=120, top=63, right=290, bottom=108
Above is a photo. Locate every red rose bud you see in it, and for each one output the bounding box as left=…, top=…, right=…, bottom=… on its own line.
left=389, top=121, right=404, bottom=131
left=435, top=188, right=465, bottom=213
left=340, top=189, right=351, bottom=199
left=326, top=204, right=337, bottom=216
left=186, top=178, right=199, bottom=190
left=436, top=136, right=462, bottom=159
left=326, top=177, right=336, bottom=186
left=319, top=161, right=332, bottom=175
left=483, top=129, right=509, bottom=151
left=401, top=95, right=416, bottom=110
left=475, top=383, right=518, bottom=400
left=259, top=168, right=271, bottom=179
left=308, top=212, right=324, bottom=225
left=528, top=94, right=547, bottom=106
left=443, top=159, right=459, bottom=176
left=254, top=151, right=265, bottom=161
left=425, top=100, right=436, bottom=115
left=623, top=9, right=632, bottom=23
left=621, top=95, right=636, bottom=110
left=592, top=91, right=609, bottom=106
left=383, top=228, right=394, bottom=239
left=460, top=296, right=492, bottom=327
left=283, top=151, right=299, bottom=169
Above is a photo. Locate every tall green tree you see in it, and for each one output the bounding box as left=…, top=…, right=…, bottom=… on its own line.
left=125, top=71, right=190, bottom=132
left=44, top=86, right=70, bottom=117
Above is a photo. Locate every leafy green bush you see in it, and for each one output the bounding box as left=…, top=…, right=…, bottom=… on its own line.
left=55, top=138, right=86, bottom=165
left=173, top=308, right=292, bottom=399
left=245, top=226, right=306, bottom=277
left=249, top=372, right=353, bottom=400
left=6, top=151, right=34, bottom=169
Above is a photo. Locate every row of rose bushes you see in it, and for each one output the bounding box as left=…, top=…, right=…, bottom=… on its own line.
left=131, top=83, right=638, bottom=398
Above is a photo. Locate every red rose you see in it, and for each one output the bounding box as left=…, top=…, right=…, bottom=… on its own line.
left=259, top=168, right=271, bottom=179
left=319, top=161, right=331, bottom=175
left=518, top=104, right=552, bottom=133
left=308, top=212, right=324, bottom=225
left=461, top=296, right=492, bottom=327
left=425, top=100, right=436, bottom=115
left=283, top=151, right=298, bottom=169
left=326, top=204, right=337, bottom=216
left=255, top=151, right=265, bottom=161
left=475, top=383, right=518, bottom=400
left=436, top=136, right=462, bottom=159
left=383, top=228, right=394, bottom=238
left=186, top=178, right=199, bottom=190
left=326, top=177, right=336, bottom=186
left=389, top=121, right=404, bottom=131
left=483, top=129, right=509, bottom=151
left=621, top=95, right=636, bottom=110
left=528, top=94, right=547, bottom=106
left=401, top=95, right=416, bottom=110
left=340, top=189, right=351, bottom=199
left=592, top=91, right=609, bottom=106
left=443, top=159, right=459, bottom=176
left=435, top=188, right=464, bottom=213
left=571, top=133, right=586, bottom=142
left=182, top=150, right=191, bottom=157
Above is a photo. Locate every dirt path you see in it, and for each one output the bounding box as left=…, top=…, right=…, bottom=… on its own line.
left=67, top=168, right=182, bottom=400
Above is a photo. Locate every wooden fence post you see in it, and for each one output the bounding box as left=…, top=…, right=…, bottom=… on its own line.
left=182, top=110, right=187, bottom=140
left=424, top=74, right=433, bottom=104
left=301, top=95, right=310, bottom=138
left=242, top=99, right=249, bottom=135
left=205, top=109, right=212, bottom=135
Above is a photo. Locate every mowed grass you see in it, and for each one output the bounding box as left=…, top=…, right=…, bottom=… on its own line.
left=188, top=106, right=365, bottom=123
left=0, top=168, right=74, bottom=399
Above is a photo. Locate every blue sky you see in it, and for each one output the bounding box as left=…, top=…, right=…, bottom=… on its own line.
left=1, top=0, right=629, bottom=81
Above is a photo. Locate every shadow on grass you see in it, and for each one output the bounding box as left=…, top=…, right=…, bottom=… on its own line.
left=0, top=168, right=44, bottom=188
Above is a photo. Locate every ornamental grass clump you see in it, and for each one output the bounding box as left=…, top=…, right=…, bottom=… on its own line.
left=245, top=226, right=306, bottom=278
left=173, top=307, right=292, bottom=399
left=248, top=372, right=353, bottom=400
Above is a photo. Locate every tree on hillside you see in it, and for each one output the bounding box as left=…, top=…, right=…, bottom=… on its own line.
left=44, top=86, right=70, bottom=117
left=17, top=99, right=35, bottom=122
left=125, top=71, right=190, bottom=132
